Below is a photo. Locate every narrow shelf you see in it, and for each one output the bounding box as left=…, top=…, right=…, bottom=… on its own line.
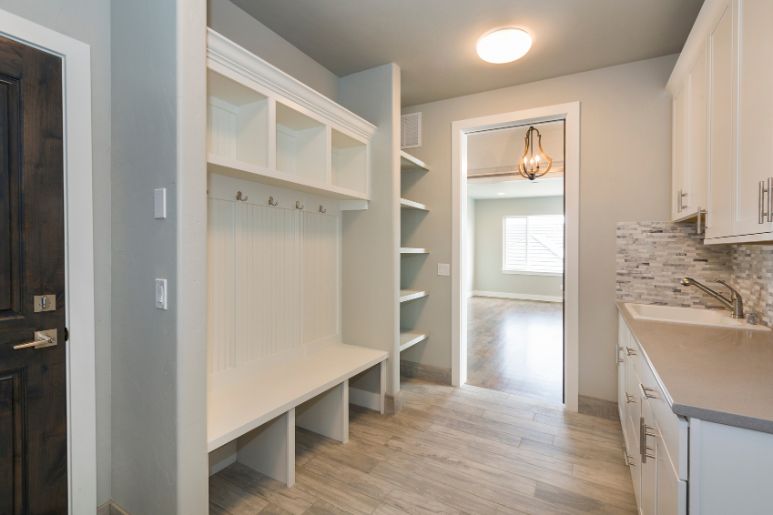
left=399, top=289, right=428, bottom=303
left=400, top=151, right=429, bottom=172
left=399, top=332, right=428, bottom=352
left=400, top=198, right=429, bottom=211
left=208, top=154, right=369, bottom=201
left=400, top=247, right=429, bottom=254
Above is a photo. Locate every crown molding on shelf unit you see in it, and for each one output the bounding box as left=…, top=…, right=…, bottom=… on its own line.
left=207, top=28, right=376, bottom=142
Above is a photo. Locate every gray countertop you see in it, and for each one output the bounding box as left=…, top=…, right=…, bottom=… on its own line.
left=617, top=301, right=773, bottom=434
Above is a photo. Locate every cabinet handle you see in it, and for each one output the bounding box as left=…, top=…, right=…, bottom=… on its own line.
left=768, top=178, right=773, bottom=223
left=625, top=393, right=636, bottom=404
left=626, top=347, right=637, bottom=356
left=761, top=180, right=770, bottom=224
left=641, top=385, right=658, bottom=399
left=678, top=189, right=688, bottom=212
left=639, top=418, right=658, bottom=463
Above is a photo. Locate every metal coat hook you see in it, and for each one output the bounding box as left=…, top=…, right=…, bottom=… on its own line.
left=236, top=191, right=248, bottom=202
left=296, top=200, right=304, bottom=210
left=268, top=196, right=278, bottom=207
left=319, top=205, right=327, bottom=214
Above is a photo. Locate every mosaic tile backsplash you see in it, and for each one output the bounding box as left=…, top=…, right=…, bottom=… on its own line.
left=616, top=222, right=773, bottom=325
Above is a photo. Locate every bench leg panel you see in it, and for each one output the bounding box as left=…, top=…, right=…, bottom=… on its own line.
left=296, top=380, right=349, bottom=443
left=237, top=410, right=295, bottom=487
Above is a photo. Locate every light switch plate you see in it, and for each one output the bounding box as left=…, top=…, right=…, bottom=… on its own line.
left=155, top=278, right=168, bottom=310
left=154, top=188, right=167, bottom=219
left=437, top=263, right=450, bottom=276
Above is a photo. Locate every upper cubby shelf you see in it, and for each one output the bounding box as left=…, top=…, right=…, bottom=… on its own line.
left=400, top=151, right=429, bottom=172
left=206, top=29, right=376, bottom=202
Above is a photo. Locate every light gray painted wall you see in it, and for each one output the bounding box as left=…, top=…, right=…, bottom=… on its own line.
left=0, top=0, right=112, bottom=504
left=207, top=0, right=339, bottom=100
left=403, top=55, right=676, bottom=402
left=473, top=196, right=564, bottom=299
left=338, top=64, right=402, bottom=396
left=111, top=0, right=180, bottom=513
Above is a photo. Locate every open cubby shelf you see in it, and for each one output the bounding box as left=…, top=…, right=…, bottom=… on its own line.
left=207, top=40, right=375, bottom=202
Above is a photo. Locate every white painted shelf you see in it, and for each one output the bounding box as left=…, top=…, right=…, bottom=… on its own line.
left=400, top=151, right=429, bottom=172
left=399, top=289, right=428, bottom=303
left=400, top=198, right=429, bottom=211
left=400, top=247, right=429, bottom=254
left=207, top=155, right=369, bottom=201
left=399, top=332, right=428, bottom=352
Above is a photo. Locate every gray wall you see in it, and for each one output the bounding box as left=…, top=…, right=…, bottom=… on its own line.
left=473, top=196, right=564, bottom=299
left=0, top=0, right=113, bottom=505
left=403, top=55, right=676, bottom=402
left=208, top=0, right=338, bottom=100
left=111, top=0, right=180, bottom=513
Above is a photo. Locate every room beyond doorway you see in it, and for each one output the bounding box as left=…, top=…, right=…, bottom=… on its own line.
left=463, top=119, right=565, bottom=403
left=451, top=102, right=580, bottom=410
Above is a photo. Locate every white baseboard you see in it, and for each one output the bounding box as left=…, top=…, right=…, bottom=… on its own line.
left=472, top=290, right=563, bottom=303
left=349, top=387, right=381, bottom=411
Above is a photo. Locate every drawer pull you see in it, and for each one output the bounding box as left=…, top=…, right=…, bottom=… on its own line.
left=641, top=385, right=658, bottom=399
left=625, top=393, right=636, bottom=404
left=626, top=347, right=637, bottom=356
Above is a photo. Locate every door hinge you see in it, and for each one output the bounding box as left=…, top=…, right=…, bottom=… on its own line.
left=64, top=327, right=69, bottom=341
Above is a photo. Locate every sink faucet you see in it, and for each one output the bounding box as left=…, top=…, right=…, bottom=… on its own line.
left=680, top=277, right=745, bottom=319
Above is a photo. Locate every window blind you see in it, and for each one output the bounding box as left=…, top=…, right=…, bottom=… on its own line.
left=503, top=214, right=564, bottom=274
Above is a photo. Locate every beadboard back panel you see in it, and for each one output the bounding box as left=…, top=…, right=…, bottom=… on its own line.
left=207, top=177, right=340, bottom=375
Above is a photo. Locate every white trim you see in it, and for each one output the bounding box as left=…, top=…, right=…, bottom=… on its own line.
left=0, top=9, right=96, bottom=512
left=472, top=291, right=564, bottom=303
left=452, top=102, right=580, bottom=412
left=501, top=270, right=564, bottom=277
left=177, top=0, right=209, bottom=512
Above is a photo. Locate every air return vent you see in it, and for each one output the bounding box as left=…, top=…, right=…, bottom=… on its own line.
left=401, top=112, right=422, bottom=149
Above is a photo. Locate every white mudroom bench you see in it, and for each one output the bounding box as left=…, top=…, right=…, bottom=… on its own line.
left=207, top=342, right=388, bottom=486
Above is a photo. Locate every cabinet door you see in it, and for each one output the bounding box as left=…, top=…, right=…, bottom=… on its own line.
left=706, top=2, right=735, bottom=239
left=732, top=0, right=773, bottom=236
left=657, top=445, right=687, bottom=515
left=686, top=43, right=708, bottom=216
left=671, top=87, right=688, bottom=220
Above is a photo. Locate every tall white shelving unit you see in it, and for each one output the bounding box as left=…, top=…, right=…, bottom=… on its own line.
left=399, top=150, right=431, bottom=373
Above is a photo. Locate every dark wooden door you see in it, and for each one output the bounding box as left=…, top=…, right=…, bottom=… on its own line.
left=0, top=35, right=67, bottom=514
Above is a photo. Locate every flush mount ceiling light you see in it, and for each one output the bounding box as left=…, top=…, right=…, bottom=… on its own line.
left=476, top=27, right=532, bottom=64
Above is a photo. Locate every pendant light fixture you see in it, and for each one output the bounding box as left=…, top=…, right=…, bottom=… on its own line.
left=518, top=126, right=553, bottom=180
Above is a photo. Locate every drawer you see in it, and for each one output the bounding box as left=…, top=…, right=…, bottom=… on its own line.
left=634, top=342, right=689, bottom=481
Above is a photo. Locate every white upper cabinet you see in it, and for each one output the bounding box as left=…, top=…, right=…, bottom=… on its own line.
left=706, top=2, right=735, bottom=239
left=675, top=0, right=773, bottom=243
left=732, top=0, right=773, bottom=238
left=671, top=43, right=708, bottom=222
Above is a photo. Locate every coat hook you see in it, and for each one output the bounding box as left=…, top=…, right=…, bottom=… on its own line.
left=296, top=200, right=304, bottom=210
left=319, top=205, right=327, bottom=214
left=236, top=191, right=248, bottom=202
left=268, top=196, right=278, bottom=207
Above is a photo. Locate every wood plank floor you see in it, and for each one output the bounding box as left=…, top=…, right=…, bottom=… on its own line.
left=467, top=297, right=563, bottom=403
left=209, top=379, right=636, bottom=514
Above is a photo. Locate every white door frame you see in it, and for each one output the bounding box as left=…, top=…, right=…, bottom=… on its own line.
left=0, top=9, right=96, bottom=512
left=451, top=102, right=580, bottom=411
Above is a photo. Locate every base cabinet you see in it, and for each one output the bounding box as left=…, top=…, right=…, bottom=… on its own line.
left=619, top=314, right=773, bottom=514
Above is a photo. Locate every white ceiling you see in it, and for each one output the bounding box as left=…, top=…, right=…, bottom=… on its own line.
left=232, top=0, right=703, bottom=105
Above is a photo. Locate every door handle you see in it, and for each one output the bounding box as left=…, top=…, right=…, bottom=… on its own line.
left=13, top=329, right=57, bottom=350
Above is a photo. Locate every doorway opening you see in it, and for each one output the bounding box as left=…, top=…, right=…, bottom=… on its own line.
left=465, top=120, right=565, bottom=403
left=451, top=103, right=579, bottom=411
